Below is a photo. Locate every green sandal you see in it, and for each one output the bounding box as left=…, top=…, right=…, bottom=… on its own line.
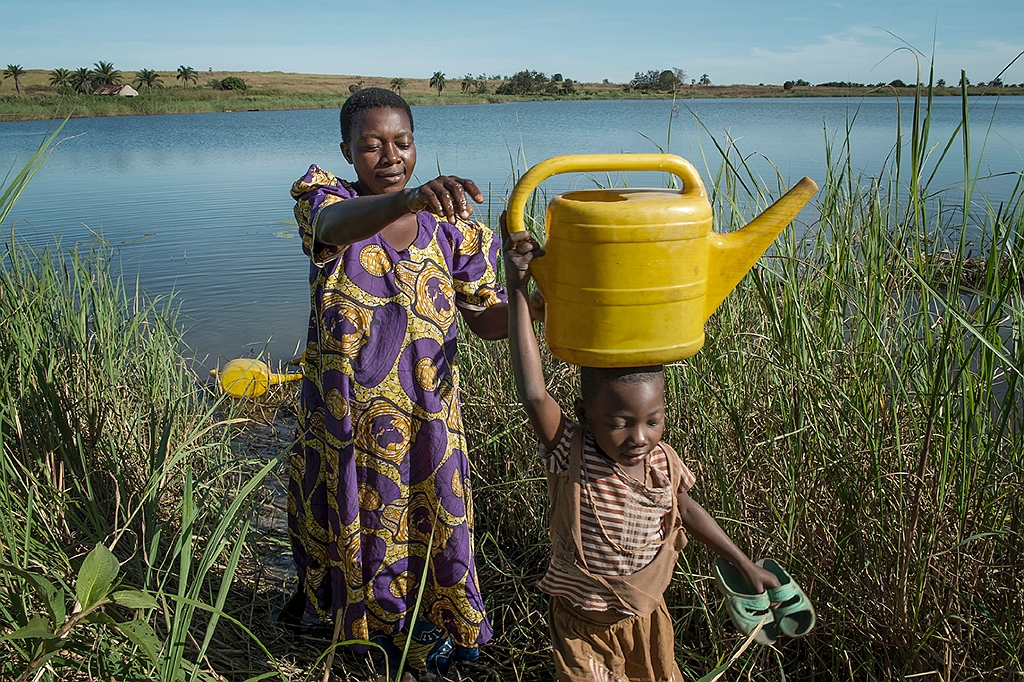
left=713, top=557, right=777, bottom=646
left=757, top=558, right=816, bottom=638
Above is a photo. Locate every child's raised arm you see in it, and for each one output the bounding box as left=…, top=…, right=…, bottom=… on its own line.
left=501, top=212, right=565, bottom=450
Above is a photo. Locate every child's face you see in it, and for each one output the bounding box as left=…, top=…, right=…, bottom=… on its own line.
left=340, top=106, right=417, bottom=196
left=581, top=377, right=666, bottom=469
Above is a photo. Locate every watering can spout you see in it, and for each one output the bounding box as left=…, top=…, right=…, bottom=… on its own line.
left=704, top=177, right=818, bottom=320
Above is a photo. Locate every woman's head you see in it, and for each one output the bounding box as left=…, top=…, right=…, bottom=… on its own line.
left=339, top=88, right=416, bottom=196
left=340, top=87, right=413, bottom=145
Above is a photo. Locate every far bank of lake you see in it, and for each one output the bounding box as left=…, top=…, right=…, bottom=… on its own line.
left=1, top=68, right=1021, bottom=122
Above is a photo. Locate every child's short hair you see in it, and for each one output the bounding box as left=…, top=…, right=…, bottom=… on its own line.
left=579, top=366, right=665, bottom=406
left=340, top=87, right=414, bottom=144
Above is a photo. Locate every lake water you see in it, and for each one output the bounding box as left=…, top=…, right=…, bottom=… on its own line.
left=2, top=97, right=1022, bottom=367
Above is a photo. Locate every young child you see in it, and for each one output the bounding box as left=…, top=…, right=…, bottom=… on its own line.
left=502, top=218, right=781, bottom=682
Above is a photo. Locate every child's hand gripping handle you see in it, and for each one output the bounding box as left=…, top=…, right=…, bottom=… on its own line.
left=500, top=211, right=547, bottom=321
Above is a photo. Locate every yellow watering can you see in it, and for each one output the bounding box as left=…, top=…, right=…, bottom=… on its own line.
left=507, top=154, right=818, bottom=367
left=209, top=357, right=303, bottom=398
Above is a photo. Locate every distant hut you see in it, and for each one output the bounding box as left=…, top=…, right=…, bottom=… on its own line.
left=93, top=84, right=139, bottom=97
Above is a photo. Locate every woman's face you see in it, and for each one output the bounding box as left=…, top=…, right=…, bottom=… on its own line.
left=340, top=107, right=417, bottom=196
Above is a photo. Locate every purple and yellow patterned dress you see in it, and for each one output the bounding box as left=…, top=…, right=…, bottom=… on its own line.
left=288, top=165, right=504, bottom=657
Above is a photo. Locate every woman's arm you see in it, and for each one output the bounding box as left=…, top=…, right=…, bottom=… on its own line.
left=460, top=292, right=543, bottom=341
left=316, top=176, right=486, bottom=248
left=503, top=214, right=564, bottom=449
left=461, top=303, right=509, bottom=340
left=677, top=490, right=781, bottom=593
left=314, top=191, right=413, bottom=247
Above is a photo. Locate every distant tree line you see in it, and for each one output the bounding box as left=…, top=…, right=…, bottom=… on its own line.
left=356, top=70, right=582, bottom=97
left=495, top=71, right=578, bottom=95
left=208, top=76, right=247, bottom=91
left=0, top=62, right=248, bottom=96
left=784, top=75, right=1023, bottom=90
left=8, top=61, right=1021, bottom=99
left=43, top=61, right=124, bottom=94
left=460, top=74, right=493, bottom=94
left=628, top=68, right=686, bottom=92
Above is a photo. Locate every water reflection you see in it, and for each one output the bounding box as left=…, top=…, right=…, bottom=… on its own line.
left=1, top=97, right=1021, bottom=367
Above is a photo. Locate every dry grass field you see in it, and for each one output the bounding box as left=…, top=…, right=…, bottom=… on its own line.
left=5, top=68, right=1016, bottom=105
left=3, top=69, right=626, bottom=99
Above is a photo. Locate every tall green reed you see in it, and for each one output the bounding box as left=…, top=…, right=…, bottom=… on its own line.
left=461, top=72, right=1022, bottom=680
left=0, top=138, right=285, bottom=680
left=671, top=66, right=1021, bottom=677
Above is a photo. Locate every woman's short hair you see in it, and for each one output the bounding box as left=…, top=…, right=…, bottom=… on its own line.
left=580, top=366, right=665, bottom=406
left=340, top=87, right=414, bottom=144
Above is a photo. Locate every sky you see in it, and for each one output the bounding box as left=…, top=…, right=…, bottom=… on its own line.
left=3, top=0, right=1022, bottom=86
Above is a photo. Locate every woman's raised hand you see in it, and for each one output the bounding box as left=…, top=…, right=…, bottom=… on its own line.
left=406, top=176, right=485, bottom=223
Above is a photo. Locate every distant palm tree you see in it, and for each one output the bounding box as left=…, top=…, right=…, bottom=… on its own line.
left=3, top=64, right=26, bottom=95
left=176, top=65, right=198, bottom=90
left=92, top=61, right=122, bottom=86
left=461, top=73, right=475, bottom=93
left=390, top=77, right=405, bottom=95
left=699, top=73, right=711, bottom=85
left=49, top=68, right=72, bottom=90
left=429, top=71, right=445, bottom=96
left=70, top=67, right=94, bottom=94
left=134, top=68, right=163, bottom=91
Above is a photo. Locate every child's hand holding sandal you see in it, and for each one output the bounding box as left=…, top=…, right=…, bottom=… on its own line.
left=714, top=557, right=816, bottom=646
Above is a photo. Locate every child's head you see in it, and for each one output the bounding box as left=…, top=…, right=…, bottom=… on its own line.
left=339, top=87, right=416, bottom=196
left=578, top=366, right=666, bottom=468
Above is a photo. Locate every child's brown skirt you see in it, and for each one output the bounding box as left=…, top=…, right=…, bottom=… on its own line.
left=548, top=595, right=683, bottom=682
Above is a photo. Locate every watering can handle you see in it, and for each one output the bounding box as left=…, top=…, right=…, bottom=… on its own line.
left=505, top=154, right=707, bottom=236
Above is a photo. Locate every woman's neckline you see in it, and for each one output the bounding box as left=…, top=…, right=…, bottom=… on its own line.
left=379, top=213, right=421, bottom=252
left=350, top=180, right=422, bottom=252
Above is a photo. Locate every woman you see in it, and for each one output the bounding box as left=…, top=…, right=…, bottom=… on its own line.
left=286, top=88, right=509, bottom=680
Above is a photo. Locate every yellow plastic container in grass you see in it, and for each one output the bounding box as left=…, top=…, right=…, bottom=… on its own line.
left=507, top=154, right=818, bottom=367
left=211, top=358, right=303, bottom=398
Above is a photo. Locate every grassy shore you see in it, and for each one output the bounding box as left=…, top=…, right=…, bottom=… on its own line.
left=464, top=84, right=1023, bottom=679
left=1, top=82, right=1021, bottom=680
left=1, top=69, right=1020, bottom=121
